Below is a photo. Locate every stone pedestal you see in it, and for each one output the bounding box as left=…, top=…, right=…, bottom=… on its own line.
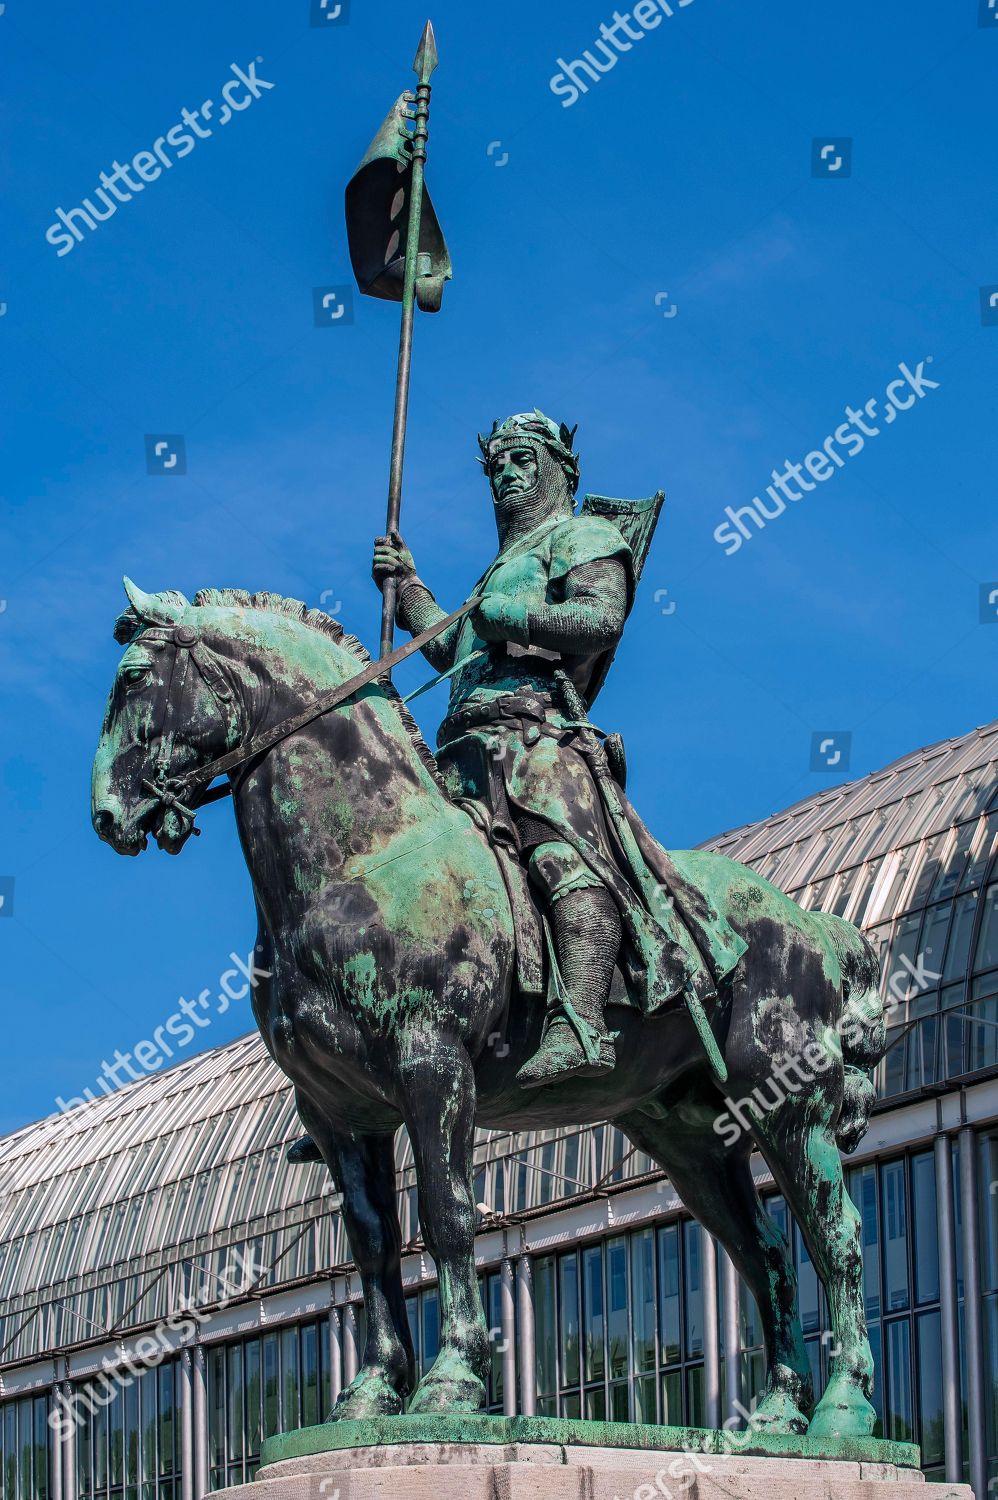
left=215, top=1416, right=974, bottom=1500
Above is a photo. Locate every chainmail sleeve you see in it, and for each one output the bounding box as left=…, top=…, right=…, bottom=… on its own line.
left=525, top=558, right=627, bottom=655
left=395, top=577, right=461, bottom=671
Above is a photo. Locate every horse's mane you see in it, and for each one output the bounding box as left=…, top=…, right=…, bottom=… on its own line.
left=120, top=588, right=449, bottom=795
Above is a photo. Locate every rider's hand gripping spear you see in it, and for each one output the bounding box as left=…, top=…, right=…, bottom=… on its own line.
left=345, top=19, right=452, bottom=670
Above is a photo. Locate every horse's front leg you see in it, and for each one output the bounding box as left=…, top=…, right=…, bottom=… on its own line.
left=294, top=1093, right=416, bottom=1419
left=398, top=1034, right=490, bottom=1414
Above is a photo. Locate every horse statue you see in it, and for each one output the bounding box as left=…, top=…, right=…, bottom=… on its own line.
left=91, top=578, right=886, bottom=1439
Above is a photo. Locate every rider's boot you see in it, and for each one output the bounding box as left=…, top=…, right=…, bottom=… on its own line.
left=516, top=886, right=621, bottom=1088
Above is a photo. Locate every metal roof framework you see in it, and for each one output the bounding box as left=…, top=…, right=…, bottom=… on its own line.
left=4, top=719, right=998, bottom=1369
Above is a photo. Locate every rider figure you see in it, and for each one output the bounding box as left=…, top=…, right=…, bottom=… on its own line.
left=373, top=411, right=635, bottom=1088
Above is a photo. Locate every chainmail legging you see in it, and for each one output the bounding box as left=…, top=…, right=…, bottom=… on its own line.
left=548, top=884, right=622, bottom=1029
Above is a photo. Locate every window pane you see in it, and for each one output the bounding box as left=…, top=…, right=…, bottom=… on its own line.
left=634, top=1376, right=655, bottom=1425
left=795, top=1226, right=820, bottom=1334
left=916, top=1311, right=945, bottom=1466
left=661, top=1369, right=682, bottom=1426
left=974, top=883, right=998, bottom=972
left=124, top=1376, right=139, bottom=1497
left=943, top=892, right=978, bottom=984
left=849, top=1165, right=881, bottom=1321
left=919, top=904, right=950, bottom=992
left=881, top=1161, right=910, bottom=1313
left=534, top=1258, right=557, bottom=1401
left=94, top=1402, right=107, bottom=1492
left=31, top=1399, right=46, bottom=1500
left=683, top=1223, right=704, bottom=1358
left=583, top=1246, right=605, bottom=1384
left=158, top=1363, right=175, bottom=1480
left=76, top=1396, right=93, bottom=1500
left=886, top=1320, right=913, bottom=1442
left=630, top=1230, right=656, bottom=1375
left=301, top=1325, right=319, bottom=1429
left=139, top=1370, right=156, bottom=1488
left=226, top=1345, right=243, bottom=1464
left=584, top=1386, right=606, bottom=1421
left=281, top=1327, right=299, bottom=1431
left=607, top=1239, right=629, bottom=1380
left=609, top=1382, right=629, bottom=1422
left=657, top=1227, right=681, bottom=1366
left=420, top=1291, right=440, bottom=1372
left=244, top=1340, right=261, bottom=1458
left=208, top=1351, right=225, bottom=1477
left=558, top=1254, right=580, bottom=1391
left=109, top=1388, right=123, bottom=1488
left=911, top=1153, right=939, bottom=1305
left=262, top=1334, right=279, bottom=1439
left=983, top=1294, right=998, bottom=1459
left=981, top=1134, right=998, bottom=1295
left=685, top=1366, right=704, bottom=1428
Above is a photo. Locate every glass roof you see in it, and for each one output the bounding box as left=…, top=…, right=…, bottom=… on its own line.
left=3, top=718, right=998, bottom=1368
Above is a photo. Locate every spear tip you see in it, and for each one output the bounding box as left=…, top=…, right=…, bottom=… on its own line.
left=413, top=19, right=438, bottom=83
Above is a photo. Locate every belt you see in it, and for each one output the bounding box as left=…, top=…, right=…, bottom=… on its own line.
left=439, top=693, right=557, bottom=743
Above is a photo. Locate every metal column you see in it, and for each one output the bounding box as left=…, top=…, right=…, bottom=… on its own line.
left=192, top=1345, right=208, bottom=1500
left=49, top=1390, right=63, bottom=1500
left=500, top=1257, right=517, bottom=1416
left=702, top=1230, right=721, bottom=1430
left=516, top=1254, right=536, bottom=1417
left=719, top=1246, right=743, bottom=1424
left=959, top=1127, right=986, bottom=1500
left=328, top=1306, right=343, bottom=1409
left=934, top=1134, right=963, bottom=1485
left=180, top=1349, right=193, bottom=1500
left=343, top=1304, right=360, bottom=1384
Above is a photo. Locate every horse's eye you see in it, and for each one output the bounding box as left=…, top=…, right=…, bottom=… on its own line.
left=123, top=667, right=151, bottom=688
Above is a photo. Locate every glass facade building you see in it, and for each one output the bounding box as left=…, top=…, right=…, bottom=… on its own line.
left=1, top=722, right=997, bottom=1498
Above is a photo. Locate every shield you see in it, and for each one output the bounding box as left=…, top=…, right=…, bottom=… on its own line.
left=345, top=95, right=453, bottom=313
left=581, top=490, right=665, bottom=706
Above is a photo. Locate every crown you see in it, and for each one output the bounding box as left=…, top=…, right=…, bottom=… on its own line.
left=477, top=409, right=581, bottom=494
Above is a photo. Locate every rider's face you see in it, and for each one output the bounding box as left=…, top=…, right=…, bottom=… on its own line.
left=490, top=446, right=539, bottom=507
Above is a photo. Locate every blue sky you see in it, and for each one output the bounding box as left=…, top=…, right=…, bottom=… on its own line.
left=2, top=0, right=996, bottom=1133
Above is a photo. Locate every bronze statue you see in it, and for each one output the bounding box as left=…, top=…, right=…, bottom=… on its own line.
left=89, top=18, right=888, bottom=1453
left=92, top=480, right=885, bottom=1437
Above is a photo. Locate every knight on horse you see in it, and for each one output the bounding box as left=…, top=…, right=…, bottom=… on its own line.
left=373, top=410, right=744, bottom=1088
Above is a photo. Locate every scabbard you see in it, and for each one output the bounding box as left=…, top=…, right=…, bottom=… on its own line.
left=553, top=671, right=728, bottom=1086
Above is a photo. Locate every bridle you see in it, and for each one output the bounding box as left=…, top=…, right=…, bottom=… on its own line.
left=132, top=598, right=481, bottom=842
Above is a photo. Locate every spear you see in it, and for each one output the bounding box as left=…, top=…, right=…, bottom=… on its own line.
left=345, top=20, right=452, bottom=666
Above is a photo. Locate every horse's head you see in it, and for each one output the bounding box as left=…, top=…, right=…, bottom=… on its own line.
left=92, top=578, right=241, bottom=857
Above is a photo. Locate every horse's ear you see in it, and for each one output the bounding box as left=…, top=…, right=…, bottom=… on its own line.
left=122, top=577, right=189, bottom=625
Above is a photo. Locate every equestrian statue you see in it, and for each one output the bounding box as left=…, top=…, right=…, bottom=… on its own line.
left=90, top=16, right=886, bottom=1454
left=91, top=406, right=886, bottom=1441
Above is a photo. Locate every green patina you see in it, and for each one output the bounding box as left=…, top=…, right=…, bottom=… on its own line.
left=94, top=434, right=888, bottom=1447
left=259, top=1415, right=920, bottom=1470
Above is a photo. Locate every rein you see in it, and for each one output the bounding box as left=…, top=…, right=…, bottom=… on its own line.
left=140, top=598, right=480, bottom=838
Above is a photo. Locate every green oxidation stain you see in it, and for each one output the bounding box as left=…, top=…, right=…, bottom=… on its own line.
left=341, top=952, right=434, bottom=1029
left=259, top=1414, right=921, bottom=1470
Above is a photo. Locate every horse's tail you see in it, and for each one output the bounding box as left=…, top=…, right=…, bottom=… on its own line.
left=814, top=913, right=886, bottom=1154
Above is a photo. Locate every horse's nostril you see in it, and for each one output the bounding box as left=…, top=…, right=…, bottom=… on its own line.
left=94, top=809, right=115, bottom=840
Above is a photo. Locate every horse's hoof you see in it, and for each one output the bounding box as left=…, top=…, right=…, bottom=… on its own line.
left=406, top=1350, right=487, bottom=1415
left=807, top=1386, right=877, bottom=1439
left=329, top=1369, right=406, bottom=1421
left=741, top=1390, right=809, bottom=1435
left=406, top=1375, right=486, bottom=1414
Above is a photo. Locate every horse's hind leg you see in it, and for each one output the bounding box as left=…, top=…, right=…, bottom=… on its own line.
left=753, top=1106, right=876, bottom=1438
left=294, top=1093, right=416, bottom=1419
left=620, top=1104, right=813, bottom=1433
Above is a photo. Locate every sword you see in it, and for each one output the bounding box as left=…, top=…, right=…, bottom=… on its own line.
left=554, top=670, right=729, bottom=1086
